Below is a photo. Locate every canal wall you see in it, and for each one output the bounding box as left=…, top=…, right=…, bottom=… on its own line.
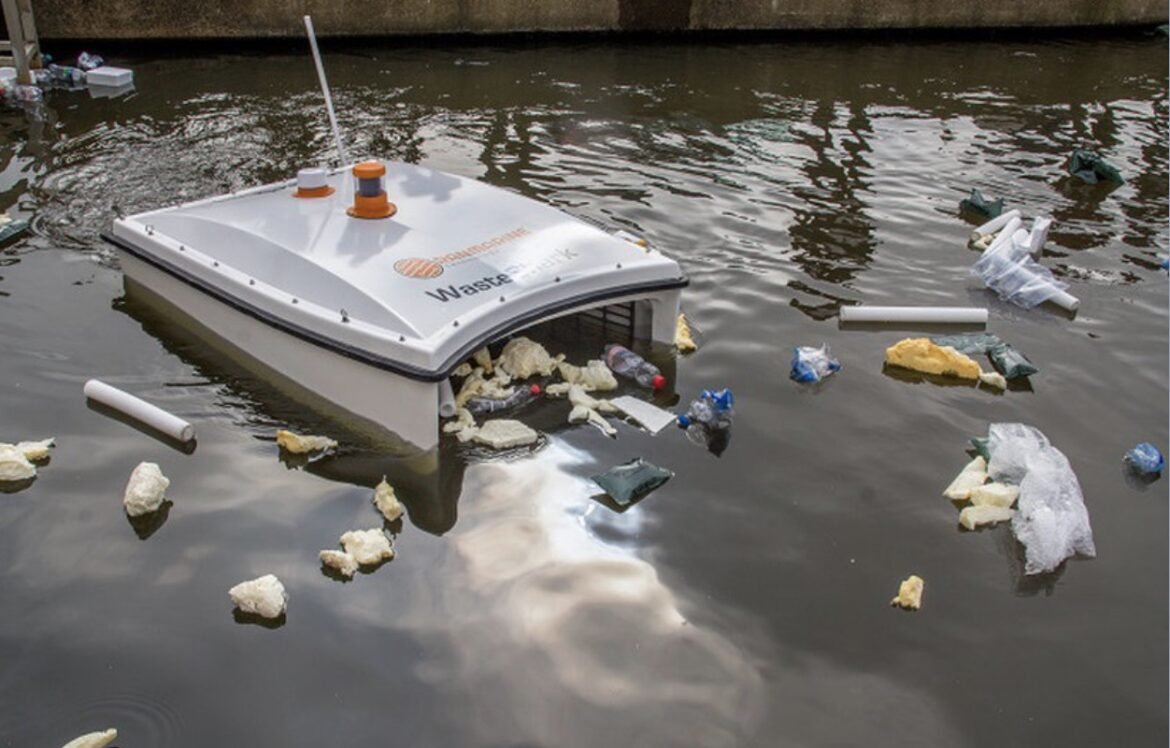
left=34, top=0, right=1168, bottom=40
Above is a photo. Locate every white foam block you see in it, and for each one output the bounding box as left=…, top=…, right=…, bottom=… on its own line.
left=87, top=66, right=134, bottom=88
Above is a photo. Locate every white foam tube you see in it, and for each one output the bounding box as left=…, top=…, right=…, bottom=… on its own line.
left=84, top=379, right=195, bottom=443
left=304, top=16, right=348, bottom=166
left=839, top=306, right=989, bottom=325
left=1047, top=288, right=1080, bottom=312
left=437, top=378, right=456, bottom=418
left=986, top=216, right=1023, bottom=255
left=1027, top=216, right=1052, bottom=257
left=973, top=209, right=1022, bottom=237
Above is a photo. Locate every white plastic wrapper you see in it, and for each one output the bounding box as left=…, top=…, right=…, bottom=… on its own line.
left=340, top=528, right=395, bottom=565
left=229, top=574, right=287, bottom=618
left=122, top=462, right=170, bottom=517
left=988, top=423, right=1095, bottom=574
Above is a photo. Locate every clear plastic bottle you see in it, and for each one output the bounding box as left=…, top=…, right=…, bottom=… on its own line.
left=676, top=388, right=734, bottom=443
left=603, top=344, right=665, bottom=390
left=77, top=52, right=105, bottom=71
left=465, top=384, right=541, bottom=416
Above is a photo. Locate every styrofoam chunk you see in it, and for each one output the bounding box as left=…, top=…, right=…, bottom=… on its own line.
left=373, top=476, right=403, bottom=521
left=340, top=528, right=395, bottom=565
left=275, top=429, right=337, bottom=454
left=890, top=575, right=924, bottom=610
left=122, top=462, right=169, bottom=517
left=319, top=550, right=359, bottom=578
left=497, top=337, right=560, bottom=378
left=959, top=505, right=1015, bottom=530
left=472, top=346, right=493, bottom=373
left=969, top=482, right=1020, bottom=508
left=0, top=444, right=36, bottom=482
left=942, top=456, right=988, bottom=500
left=229, top=574, right=287, bottom=618
left=13, top=437, right=54, bottom=461
left=471, top=419, right=539, bottom=449
left=978, top=371, right=1007, bottom=390
left=557, top=359, right=618, bottom=391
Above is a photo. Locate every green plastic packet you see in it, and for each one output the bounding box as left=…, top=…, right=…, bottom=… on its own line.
left=1066, top=149, right=1124, bottom=185
left=969, top=437, right=991, bottom=461
left=988, top=342, right=1038, bottom=380
left=931, top=332, right=1004, bottom=356
left=591, top=457, right=673, bottom=506
left=959, top=189, right=1004, bottom=218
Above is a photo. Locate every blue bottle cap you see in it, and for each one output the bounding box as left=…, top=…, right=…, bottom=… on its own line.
left=677, top=414, right=691, bottom=428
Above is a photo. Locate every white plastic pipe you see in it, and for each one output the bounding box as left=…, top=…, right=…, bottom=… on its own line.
left=839, top=306, right=989, bottom=325
left=304, top=16, right=348, bottom=167
left=84, top=379, right=195, bottom=443
left=986, top=216, right=1023, bottom=255
left=437, top=379, right=456, bottom=419
left=1026, top=216, right=1052, bottom=258
left=973, top=209, right=1022, bottom=237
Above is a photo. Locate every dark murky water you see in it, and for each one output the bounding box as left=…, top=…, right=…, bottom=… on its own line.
left=0, top=33, right=1166, bottom=747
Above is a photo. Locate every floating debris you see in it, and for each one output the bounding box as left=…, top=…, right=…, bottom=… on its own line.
left=471, top=419, right=540, bottom=449
left=790, top=344, right=841, bottom=383
left=591, top=457, right=673, bottom=506
left=340, top=528, right=395, bottom=565
left=10, top=437, right=54, bottom=461
left=497, top=336, right=562, bottom=378
left=958, top=188, right=1004, bottom=218
left=674, top=312, right=698, bottom=353
left=319, top=549, right=359, bottom=578
left=229, top=574, right=287, bottom=619
left=555, top=359, right=618, bottom=391
left=978, top=371, right=1007, bottom=390
left=886, top=338, right=982, bottom=380
left=275, top=429, right=337, bottom=454
left=610, top=395, right=677, bottom=434
left=442, top=407, right=479, bottom=443
left=372, top=476, right=403, bottom=522
left=0, top=444, right=36, bottom=482
left=122, top=462, right=169, bottom=517
left=969, top=482, right=1020, bottom=508
left=61, top=729, right=118, bottom=748
left=943, top=456, right=988, bottom=501
left=890, top=575, right=924, bottom=610
left=1124, top=442, right=1164, bottom=476
left=959, top=505, right=1016, bottom=530
left=472, top=346, right=494, bottom=374
left=1066, top=149, right=1124, bottom=185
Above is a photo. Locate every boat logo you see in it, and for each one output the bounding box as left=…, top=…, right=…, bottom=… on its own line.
left=394, top=258, right=445, bottom=279
left=393, top=227, right=531, bottom=279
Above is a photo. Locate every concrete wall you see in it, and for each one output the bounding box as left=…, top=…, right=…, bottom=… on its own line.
left=33, top=0, right=1168, bottom=40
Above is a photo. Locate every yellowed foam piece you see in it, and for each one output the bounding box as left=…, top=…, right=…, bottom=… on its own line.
left=0, top=444, right=36, bottom=482
left=568, top=384, right=618, bottom=414
left=62, top=729, right=118, bottom=748
left=885, top=338, right=982, bottom=380
left=497, top=336, right=562, bottom=378
left=319, top=549, right=359, bottom=578
left=569, top=404, right=617, bottom=436
left=675, top=313, right=697, bottom=353
left=6, top=437, right=54, bottom=461
left=890, top=575, right=924, bottom=610
left=969, top=482, right=1020, bottom=508
left=472, top=346, right=494, bottom=374
left=275, top=430, right=338, bottom=454
left=122, top=462, right=169, bottom=517
left=373, top=476, right=403, bottom=521
left=978, top=371, right=1007, bottom=390
left=556, top=359, right=618, bottom=391
left=340, top=528, right=395, bottom=565
left=942, top=456, right=988, bottom=500
left=472, top=419, right=540, bottom=449
left=454, top=368, right=514, bottom=407
left=452, top=362, right=473, bottom=378
left=229, top=574, right=287, bottom=618
left=959, top=505, right=1015, bottom=530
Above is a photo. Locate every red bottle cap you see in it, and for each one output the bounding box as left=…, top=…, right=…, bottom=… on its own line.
left=530, top=384, right=542, bottom=395
left=651, top=374, right=666, bottom=391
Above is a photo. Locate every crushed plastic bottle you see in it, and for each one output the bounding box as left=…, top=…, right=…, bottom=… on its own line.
left=790, top=344, right=841, bottom=383
left=603, top=344, right=665, bottom=390
left=677, top=388, right=734, bottom=447
left=47, top=63, right=85, bottom=86
left=77, top=51, right=105, bottom=71
left=465, top=383, right=541, bottom=415
left=1124, top=442, right=1164, bottom=476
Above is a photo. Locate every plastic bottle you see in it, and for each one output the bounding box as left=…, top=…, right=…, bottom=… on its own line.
left=47, top=64, right=85, bottom=86
left=9, top=84, right=42, bottom=103
left=603, top=344, right=665, bottom=390
left=676, top=388, right=734, bottom=444
left=465, top=384, right=541, bottom=416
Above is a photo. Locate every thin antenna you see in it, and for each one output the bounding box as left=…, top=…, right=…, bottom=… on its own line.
left=304, top=15, right=348, bottom=166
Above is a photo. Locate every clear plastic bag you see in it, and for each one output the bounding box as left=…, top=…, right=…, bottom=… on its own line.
left=790, top=344, right=841, bottom=383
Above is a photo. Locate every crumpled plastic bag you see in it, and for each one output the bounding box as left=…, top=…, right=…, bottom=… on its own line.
left=958, top=188, right=1004, bottom=218
left=988, top=423, right=1095, bottom=575
left=1066, top=149, right=1124, bottom=185
left=790, top=344, right=841, bottom=383
left=1124, top=442, right=1164, bottom=475
left=974, top=242, right=1070, bottom=309
left=591, top=457, right=673, bottom=506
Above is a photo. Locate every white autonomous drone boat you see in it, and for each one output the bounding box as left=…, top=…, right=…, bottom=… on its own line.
left=102, top=160, right=687, bottom=451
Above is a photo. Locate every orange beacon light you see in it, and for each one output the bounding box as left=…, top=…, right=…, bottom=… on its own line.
left=347, top=161, right=397, bottom=219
